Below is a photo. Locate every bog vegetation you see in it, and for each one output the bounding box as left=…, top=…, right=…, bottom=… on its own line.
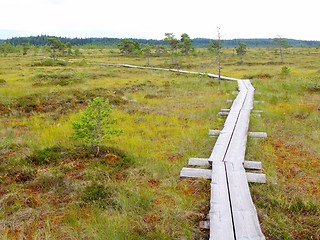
left=0, top=37, right=319, bottom=239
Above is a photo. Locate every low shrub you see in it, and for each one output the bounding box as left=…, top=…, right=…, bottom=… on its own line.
left=10, top=167, right=37, bottom=183
left=280, top=66, right=291, bottom=76
left=0, top=79, right=6, bottom=85
left=99, top=146, right=135, bottom=169
left=33, top=172, right=65, bottom=191
left=31, top=59, right=67, bottom=67
left=243, top=73, right=274, bottom=79
left=306, top=79, right=320, bottom=92
left=32, top=72, right=86, bottom=86
left=289, top=198, right=319, bottom=214
left=27, top=146, right=66, bottom=165
left=81, top=182, right=121, bottom=209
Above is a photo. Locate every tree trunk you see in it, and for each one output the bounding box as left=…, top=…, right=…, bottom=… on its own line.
left=217, top=27, right=221, bottom=86
left=171, top=49, right=175, bottom=64
left=279, top=45, right=284, bottom=63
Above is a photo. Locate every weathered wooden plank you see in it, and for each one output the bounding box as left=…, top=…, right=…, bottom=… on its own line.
left=243, top=161, right=262, bottom=170
left=180, top=168, right=212, bottom=179
left=181, top=162, right=265, bottom=184
left=252, top=110, right=264, bottom=113
left=209, top=163, right=235, bottom=239
left=208, top=130, right=234, bottom=163
left=207, top=73, right=239, bottom=81
left=222, top=80, right=265, bottom=240
left=217, top=111, right=229, bottom=117
left=246, top=173, right=266, bottom=183
left=224, top=110, right=251, bottom=164
left=226, top=164, right=265, bottom=239
left=180, top=78, right=265, bottom=239
left=248, top=132, right=267, bottom=138
left=208, top=129, right=221, bottom=136
left=188, top=158, right=210, bottom=167
left=209, top=130, right=267, bottom=138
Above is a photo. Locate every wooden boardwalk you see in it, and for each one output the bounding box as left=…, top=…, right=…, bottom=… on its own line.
left=181, top=79, right=266, bottom=239
left=209, top=80, right=265, bottom=239
left=90, top=62, right=265, bottom=239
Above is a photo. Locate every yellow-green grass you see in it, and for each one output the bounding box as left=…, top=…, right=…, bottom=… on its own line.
left=0, top=47, right=319, bottom=239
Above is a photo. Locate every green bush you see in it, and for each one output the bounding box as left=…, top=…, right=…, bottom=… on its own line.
left=27, top=146, right=65, bottom=165
left=101, top=146, right=135, bottom=169
left=280, top=66, right=290, bottom=76
left=72, top=97, right=122, bottom=155
left=81, top=182, right=121, bottom=209
left=0, top=79, right=7, bottom=85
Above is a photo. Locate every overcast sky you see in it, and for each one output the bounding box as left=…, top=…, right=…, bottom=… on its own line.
left=1, top=0, right=319, bottom=40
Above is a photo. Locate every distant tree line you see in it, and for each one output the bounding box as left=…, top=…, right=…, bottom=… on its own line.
left=3, top=35, right=163, bottom=47
left=194, top=38, right=320, bottom=47
left=2, top=35, right=320, bottom=47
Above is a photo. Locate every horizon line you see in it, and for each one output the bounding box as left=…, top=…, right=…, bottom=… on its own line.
left=1, top=34, right=320, bottom=42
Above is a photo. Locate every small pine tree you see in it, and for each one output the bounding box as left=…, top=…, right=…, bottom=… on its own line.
left=72, top=97, right=122, bottom=155
left=235, top=42, right=247, bottom=64
left=179, top=33, right=193, bottom=55
left=164, top=33, right=179, bottom=64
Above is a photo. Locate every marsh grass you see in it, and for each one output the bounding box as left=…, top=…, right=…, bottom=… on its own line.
left=0, top=47, right=319, bottom=239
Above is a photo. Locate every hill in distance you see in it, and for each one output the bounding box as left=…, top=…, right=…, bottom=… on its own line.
left=1, top=35, right=320, bottom=47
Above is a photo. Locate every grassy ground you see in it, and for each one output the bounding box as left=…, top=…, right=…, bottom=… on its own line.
left=0, top=46, right=319, bottom=239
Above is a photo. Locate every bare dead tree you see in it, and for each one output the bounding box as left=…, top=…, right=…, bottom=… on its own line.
left=217, top=27, right=221, bottom=86
left=274, top=35, right=287, bottom=64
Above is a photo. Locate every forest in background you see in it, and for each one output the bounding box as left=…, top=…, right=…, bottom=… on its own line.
left=1, top=35, right=320, bottom=47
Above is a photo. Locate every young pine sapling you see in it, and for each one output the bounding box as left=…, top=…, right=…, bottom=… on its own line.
left=72, top=97, right=122, bottom=156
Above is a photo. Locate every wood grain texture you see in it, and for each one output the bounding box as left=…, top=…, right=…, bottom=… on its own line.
left=209, top=80, right=265, bottom=240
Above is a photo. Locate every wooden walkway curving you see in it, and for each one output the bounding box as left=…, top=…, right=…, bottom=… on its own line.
left=85, top=61, right=266, bottom=239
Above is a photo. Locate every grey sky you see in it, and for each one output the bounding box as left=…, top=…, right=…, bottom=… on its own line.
left=1, top=0, right=319, bottom=40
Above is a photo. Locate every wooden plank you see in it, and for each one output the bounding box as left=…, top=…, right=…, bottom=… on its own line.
left=244, top=161, right=262, bottom=170
left=208, top=130, right=234, bottom=163
left=224, top=110, right=251, bottom=164
left=226, top=164, right=265, bottom=239
left=209, top=130, right=267, bottom=138
left=181, top=165, right=265, bottom=184
left=188, top=158, right=210, bottom=167
left=209, top=163, right=235, bottom=239
left=248, top=132, right=267, bottom=138
left=223, top=81, right=265, bottom=240
left=225, top=166, right=265, bottom=237
left=180, top=168, right=212, bottom=179
left=218, top=111, right=229, bottom=117
left=180, top=79, right=265, bottom=239
left=208, top=129, right=221, bottom=136
left=246, top=173, right=266, bottom=183
left=252, top=110, right=263, bottom=113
